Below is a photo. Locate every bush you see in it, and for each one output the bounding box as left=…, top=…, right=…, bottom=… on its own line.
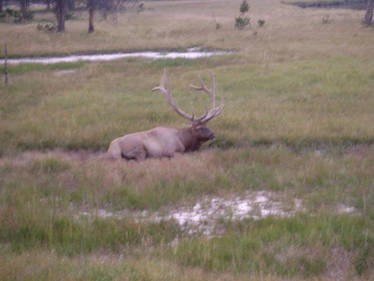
left=65, top=13, right=75, bottom=21
left=240, top=0, right=249, bottom=14
left=235, top=0, right=250, bottom=30
left=22, top=11, right=34, bottom=21
left=37, top=23, right=56, bottom=32
left=5, top=8, right=20, bottom=17
left=235, top=16, right=250, bottom=29
left=0, top=8, right=33, bottom=23
left=258, top=19, right=265, bottom=27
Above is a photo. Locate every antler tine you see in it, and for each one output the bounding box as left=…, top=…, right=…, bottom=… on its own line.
left=153, top=70, right=224, bottom=125
left=151, top=69, right=165, bottom=92
left=160, top=68, right=167, bottom=88
left=152, top=70, right=194, bottom=122
left=190, top=74, right=210, bottom=94
left=210, top=72, right=216, bottom=108
left=189, top=73, right=216, bottom=108
left=199, top=96, right=224, bottom=124
left=191, top=110, right=209, bottom=124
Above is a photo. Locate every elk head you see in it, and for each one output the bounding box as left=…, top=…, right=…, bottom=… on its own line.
left=152, top=70, right=224, bottom=149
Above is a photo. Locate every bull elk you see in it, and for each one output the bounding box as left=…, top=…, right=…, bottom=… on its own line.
left=107, top=70, right=224, bottom=160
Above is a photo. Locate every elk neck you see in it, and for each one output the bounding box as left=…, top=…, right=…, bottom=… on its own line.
left=178, top=127, right=202, bottom=152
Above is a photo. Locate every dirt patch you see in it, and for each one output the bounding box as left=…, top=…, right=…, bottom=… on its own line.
left=325, top=248, right=353, bottom=281
left=0, top=149, right=106, bottom=165
left=1, top=142, right=372, bottom=165
left=345, top=144, right=373, bottom=157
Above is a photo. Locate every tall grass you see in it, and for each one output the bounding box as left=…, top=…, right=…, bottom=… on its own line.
left=1, top=56, right=374, bottom=154
left=171, top=215, right=373, bottom=277
left=1, top=0, right=374, bottom=280
left=0, top=61, right=85, bottom=74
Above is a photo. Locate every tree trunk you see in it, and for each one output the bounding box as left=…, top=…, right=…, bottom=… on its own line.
left=67, top=0, right=75, bottom=11
left=55, top=0, right=66, bottom=32
left=46, top=0, right=51, bottom=10
left=88, top=0, right=96, bottom=33
left=364, top=0, right=373, bottom=25
left=20, top=0, right=27, bottom=20
left=0, top=0, right=3, bottom=13
left=4, top=43, right=8, bottom=85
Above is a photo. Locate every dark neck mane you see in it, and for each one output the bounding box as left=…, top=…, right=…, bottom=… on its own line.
left=178, top=127, right=202, bottom=152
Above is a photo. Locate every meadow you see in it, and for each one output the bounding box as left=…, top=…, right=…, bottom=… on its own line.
left=0, top=0, right=374, bottom=280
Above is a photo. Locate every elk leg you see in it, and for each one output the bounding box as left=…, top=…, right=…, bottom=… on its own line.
left=107, top=140, right=123, bottom=159
left=163, top=154, right=174, bottom=159
left=122, top=147, right=146, bottom=161
left=134, top=150, right=146, bottom=161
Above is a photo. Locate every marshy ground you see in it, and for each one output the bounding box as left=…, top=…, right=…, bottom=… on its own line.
left=1, top=0, right=374, bottom=280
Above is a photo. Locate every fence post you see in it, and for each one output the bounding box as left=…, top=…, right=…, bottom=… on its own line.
left=4, top=43, right=8, bottom=85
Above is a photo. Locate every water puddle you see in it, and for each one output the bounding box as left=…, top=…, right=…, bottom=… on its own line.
left=79, top=191, right=305, bottom=236
left=0, top=47, right=229, bottom=65
left=78, top=191, right=357, bottom=236
left=54, top=69, right=77, bottom=76
left=337, top=204, right=356, bottom=214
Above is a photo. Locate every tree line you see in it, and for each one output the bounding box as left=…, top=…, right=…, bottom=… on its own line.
left=0, top=0, right=140, bottom=32
left=0, top=0, right=372, bottom=29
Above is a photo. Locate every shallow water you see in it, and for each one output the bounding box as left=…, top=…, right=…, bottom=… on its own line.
left=0, top=48, right=229, bottom=65
left=78, top=191, right=306, bottom=236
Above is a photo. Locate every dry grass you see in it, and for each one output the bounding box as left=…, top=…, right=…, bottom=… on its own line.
left=1, top=55, right=374, bottom=155
left=1, top=144, right=373, bottom=213
left=1, top=0, right=374, bottom=280
left=0, top=0, right=373, bottom=60
left=3, top=248, right=348, bottom=281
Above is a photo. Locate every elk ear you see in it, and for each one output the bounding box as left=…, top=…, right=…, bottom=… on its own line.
left=194, top=121, right=206, bottom=129
left=192, top=119, right=204, bottom=129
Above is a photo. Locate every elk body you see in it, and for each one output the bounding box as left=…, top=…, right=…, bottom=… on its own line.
left=107, top=71, right=224, bottom=160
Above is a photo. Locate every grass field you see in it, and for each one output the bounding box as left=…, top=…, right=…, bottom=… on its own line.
left=1, top=0, right=374, bottom=280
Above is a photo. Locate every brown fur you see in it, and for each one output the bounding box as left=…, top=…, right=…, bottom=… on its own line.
left=107, top=125, right=215, bottom=160
left=107, top=71, right=223, bottom=161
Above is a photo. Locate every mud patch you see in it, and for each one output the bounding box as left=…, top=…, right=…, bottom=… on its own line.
left=77, top=189, right=357, bottom=236
left=337, top=203, right=356, bottom=214
left=79, top=191, right=305, bottom=236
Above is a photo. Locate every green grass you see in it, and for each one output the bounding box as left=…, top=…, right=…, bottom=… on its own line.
left=1, top=145, right=373, bottom=212
left=2, top=214, right=179, bottom=255
left=1, top=55, right=374, bottom=280
left=1, top=0, right=374, bottom=280
left=171, top=214, right=373, bottom=277
left=0, top=214, right=372, bottom=280
left=1, top=56, right=374, bottom=154
left=0, top=56, right=374, bottom=280
left=0, top=61, right=85, bottom=74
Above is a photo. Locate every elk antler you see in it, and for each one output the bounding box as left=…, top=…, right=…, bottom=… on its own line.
left=152, top=70, right=224, bottom=125
left=189, top=72, right=224, bottom=124
left=152, top=70, right=195, bottom=122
